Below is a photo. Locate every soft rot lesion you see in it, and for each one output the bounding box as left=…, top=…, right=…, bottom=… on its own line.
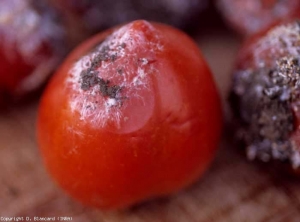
left=66, top=21, right=162, bottom=130
left=79, top=39, right=124, bottom=99
left=231, top=55, right=300, bottom=167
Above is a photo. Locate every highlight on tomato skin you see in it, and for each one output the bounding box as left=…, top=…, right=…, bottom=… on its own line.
left=37, top=20, right=222, bottom=209
left=0, top=0, right=67, bottom=102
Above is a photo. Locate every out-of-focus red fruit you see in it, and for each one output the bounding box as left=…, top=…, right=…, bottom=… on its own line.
left=216, top=0, right=300, bottom=36
left=0, top=0, right=67, bottom=101
left=230, top=20, right=300, bottom=169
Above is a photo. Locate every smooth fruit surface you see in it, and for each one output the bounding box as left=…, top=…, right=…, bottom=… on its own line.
left=37, top=20, right=222, bottom=209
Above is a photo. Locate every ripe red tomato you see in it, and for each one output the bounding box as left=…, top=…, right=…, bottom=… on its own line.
left=37, top=20, right=222, bottom=209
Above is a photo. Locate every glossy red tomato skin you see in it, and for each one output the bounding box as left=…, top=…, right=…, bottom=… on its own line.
left=37, top=20, right=222, bottom=209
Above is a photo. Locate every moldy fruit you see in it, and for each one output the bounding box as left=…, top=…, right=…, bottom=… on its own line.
left=216, top=0, right=300, bottom=36
left=37, top=20, right=222, bottom=209
left=0, top=0, right=67, bottom=101
left=230, top=20, right=300, bottom=169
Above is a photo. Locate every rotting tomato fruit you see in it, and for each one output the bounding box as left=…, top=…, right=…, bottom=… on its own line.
left=37, top=20, right=222, bottom=209
left=0, top=0, right=67, bottom=102
left=230, top=20, right=300, bottom=170
left=216, top=0, right=300, bottom=36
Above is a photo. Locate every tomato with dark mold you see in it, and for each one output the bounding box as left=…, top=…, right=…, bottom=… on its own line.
left=230, top=20, right=300, bottom=169
left=37, top=20, right=222, bottom=209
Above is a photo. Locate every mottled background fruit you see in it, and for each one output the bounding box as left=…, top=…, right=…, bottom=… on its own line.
left=0, top=0, right=67, bottom=101
left=216, top=0, right=300, bottom=35
left=49, top=0, right=208, bottom=36
left=230, top=20, right=300, bottom=169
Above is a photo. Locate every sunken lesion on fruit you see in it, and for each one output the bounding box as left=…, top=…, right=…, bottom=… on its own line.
left=230, top=56, right=300, bottom=168
left=81, top=71, right=121, bottom=99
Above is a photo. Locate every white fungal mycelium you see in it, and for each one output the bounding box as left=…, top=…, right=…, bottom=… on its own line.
left=66, top=21, right=164, bottom=129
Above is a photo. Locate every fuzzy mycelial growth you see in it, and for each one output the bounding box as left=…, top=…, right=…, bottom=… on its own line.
left=231, top=21, right=300, bottom=168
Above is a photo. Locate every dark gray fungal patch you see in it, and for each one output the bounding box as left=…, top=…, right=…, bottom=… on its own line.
left=80, top=40, right=126, bottom=98
left=230, top=56, right=300, bottom=167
